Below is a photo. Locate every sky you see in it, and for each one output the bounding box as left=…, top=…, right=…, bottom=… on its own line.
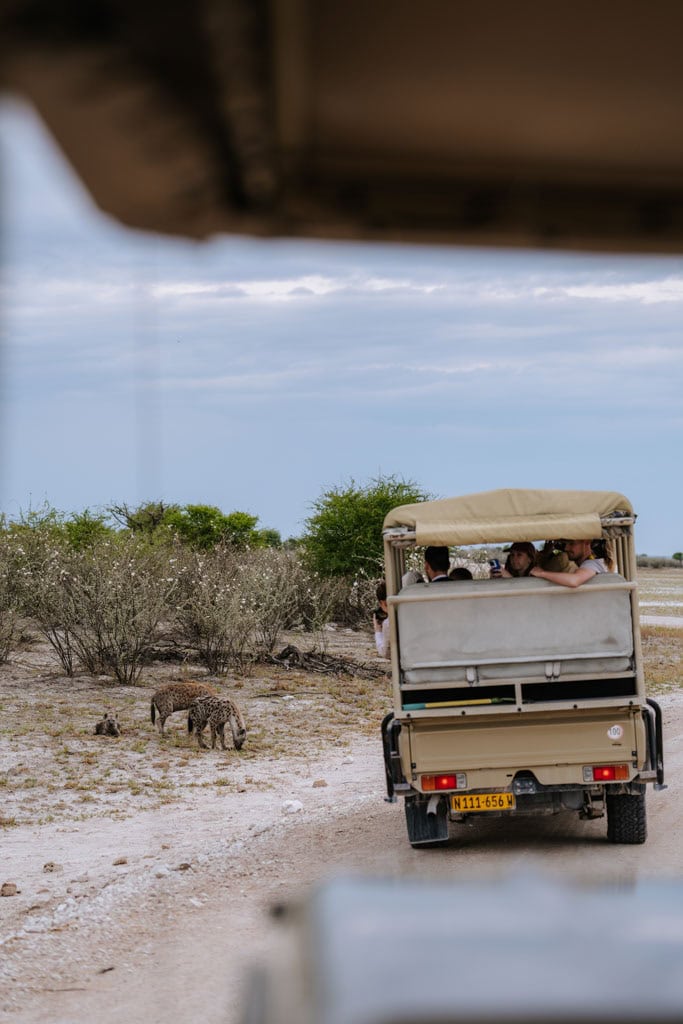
left=1, top=96, right=682, bottom=554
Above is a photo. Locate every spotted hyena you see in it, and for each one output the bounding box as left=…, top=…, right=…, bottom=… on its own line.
left=95, top=711, right=121, bottom=737
left=151, top=681, right=217, bottom=735
left=187, top=695, right=247, bottom=751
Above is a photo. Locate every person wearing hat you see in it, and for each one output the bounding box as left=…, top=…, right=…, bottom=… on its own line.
left=491, top=541, right=536, bottom=578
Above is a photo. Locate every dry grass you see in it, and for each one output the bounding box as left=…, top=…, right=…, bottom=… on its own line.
left=641, top=624, right=683, bottom=692
left=0, top=625, right=389, bottom=828
left=638, top=568, right=683, bottom=617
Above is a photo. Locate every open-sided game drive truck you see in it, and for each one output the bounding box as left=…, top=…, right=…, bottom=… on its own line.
left=381, top=489, right=665, bottom=847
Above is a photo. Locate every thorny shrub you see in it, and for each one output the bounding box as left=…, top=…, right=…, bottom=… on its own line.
left=172, top=547, right=357, bottom=671
left=173, top=545, right=258, bottom=673
left=13, top=532, right=178, bottom=683
left=1, top=525, right=378, bottom=680
left=247, top=548, right=349, bottom=653
left=10, top=524, right=79, bottom=674
left=319, top=575, right=377, bottom=629
left=0, top=535, right=20, bottom=663
left=63, top=537, right=179, bottom=684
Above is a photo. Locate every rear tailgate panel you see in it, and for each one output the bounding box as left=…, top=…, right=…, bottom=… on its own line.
left=404, top=707, right=645, bottom=787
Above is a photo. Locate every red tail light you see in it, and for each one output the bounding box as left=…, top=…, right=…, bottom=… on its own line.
left=421, top=773, right=463, bottom=791
left=585, top=765, right=630, bottom=782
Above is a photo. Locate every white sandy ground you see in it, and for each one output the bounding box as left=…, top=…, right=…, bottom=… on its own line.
left=0, top=733, right=391, bottom=1023
left=1, top=617, right=682, bottom=1024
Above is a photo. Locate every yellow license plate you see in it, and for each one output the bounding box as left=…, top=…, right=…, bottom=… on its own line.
left=451, top=792, right=516, bottom=813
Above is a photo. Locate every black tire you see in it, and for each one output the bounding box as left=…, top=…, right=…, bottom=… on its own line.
left=606, top=791, right=647, bottom=844
left=404, top=796, right=449, bottom=849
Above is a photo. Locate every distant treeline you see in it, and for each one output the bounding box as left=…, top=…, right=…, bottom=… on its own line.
left=0, top=501, right=283, bottom=551
left=636, top=556, right=683, bottom=569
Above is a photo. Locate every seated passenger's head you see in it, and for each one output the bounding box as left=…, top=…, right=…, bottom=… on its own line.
left=424, top=546, right=450, bottom=580
left=448, top=566, right=473, bottom=581
left=565, top=538, right=614, bottom=570
left=564, top=539, right=593, bottom=564
left=505, top=542, right=536, bottom=577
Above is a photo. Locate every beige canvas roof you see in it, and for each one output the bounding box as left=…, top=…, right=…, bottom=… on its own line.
left=383, top=489, right=633, bottom=546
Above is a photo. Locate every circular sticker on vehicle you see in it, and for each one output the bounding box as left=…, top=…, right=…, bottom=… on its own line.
left=607, top=725, right=624, bottom=740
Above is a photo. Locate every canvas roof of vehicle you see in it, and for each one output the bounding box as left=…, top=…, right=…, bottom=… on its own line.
left=383, top=488, right=633, bottom=546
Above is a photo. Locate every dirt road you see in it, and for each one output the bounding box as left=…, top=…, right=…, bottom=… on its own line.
left=2, top=688, right=681, bottom=1024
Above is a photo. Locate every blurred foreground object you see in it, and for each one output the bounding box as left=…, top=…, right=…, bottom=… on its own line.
left=243, top=875, right=683, bottom=1024
left=4, top=0, right=683, bottom=251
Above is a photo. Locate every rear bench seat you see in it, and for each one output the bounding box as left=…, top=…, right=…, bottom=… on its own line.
left=393, top=575, right=634, bottom=685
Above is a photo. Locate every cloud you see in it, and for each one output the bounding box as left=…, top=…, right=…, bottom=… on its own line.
left=148, top=273, right=444, bottom=305
left=3, top=99, right=683, bottom=552
left=534, top=277, right=683, bottom=304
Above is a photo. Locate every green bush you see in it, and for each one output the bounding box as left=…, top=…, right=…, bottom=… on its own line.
left=108, top=500, right=173, bottom=535
left=162, top=505, right=246, bottom=549
left=109, top=501, right=281, bottom=550
left=63, top=509, right=115, bottom=550
left=304, top=475, right=431, bottom=578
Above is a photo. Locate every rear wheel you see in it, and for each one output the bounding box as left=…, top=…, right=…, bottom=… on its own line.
left=606, top=791, right=647, bottom=844
left=404, top=796, right=449, bottom=848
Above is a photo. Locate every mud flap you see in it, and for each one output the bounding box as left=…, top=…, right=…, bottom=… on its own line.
left=404, top=795, right=449, bottom=847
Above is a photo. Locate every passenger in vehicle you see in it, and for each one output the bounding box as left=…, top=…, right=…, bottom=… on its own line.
left=401, top=569, right=425, bottom=587
left=423, top=546, right=450, bottom=582
left=373, top=580, right=390, bottom=658
left=448, top=566, right=473, bottom=580
left=490, top=541, right=536, bottom=578
left=530, top=538, right=614, bottom=588
left=535, top=540, right=575, bottom=573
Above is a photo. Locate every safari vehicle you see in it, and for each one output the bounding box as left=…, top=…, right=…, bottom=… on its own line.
left=380, top=489, right=665, bottom=847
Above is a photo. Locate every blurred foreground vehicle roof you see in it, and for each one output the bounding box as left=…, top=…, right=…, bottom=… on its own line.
left=4, top=0, right=683, bottom=252
left=245, top=875, right=683, bottom=1024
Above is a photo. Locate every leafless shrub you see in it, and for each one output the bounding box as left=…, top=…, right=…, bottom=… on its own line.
left=174, top=546, right=258, bottom=673
left=7, top=523, right=379, bottom=678
left=317, top=575, right=377, bottom=629
left=247, top=549, right=304, bottom=656
left=66, top=537, right=179, bottom=684
left=10, top=528, right=79, bottom=674
left=173, top=547, right=349, bottom=670
left=14, top=532, right=178, bottom=683
left=247, top=549, right=350, bottom=655
left=0, top=537, right=19, bottom=663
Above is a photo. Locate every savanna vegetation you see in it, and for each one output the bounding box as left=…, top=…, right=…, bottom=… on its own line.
left=0, top=482, right=416, bottom=683
left=1, top=481, right=681, bottom=687
left=636, top=555, right=683, bottom=568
